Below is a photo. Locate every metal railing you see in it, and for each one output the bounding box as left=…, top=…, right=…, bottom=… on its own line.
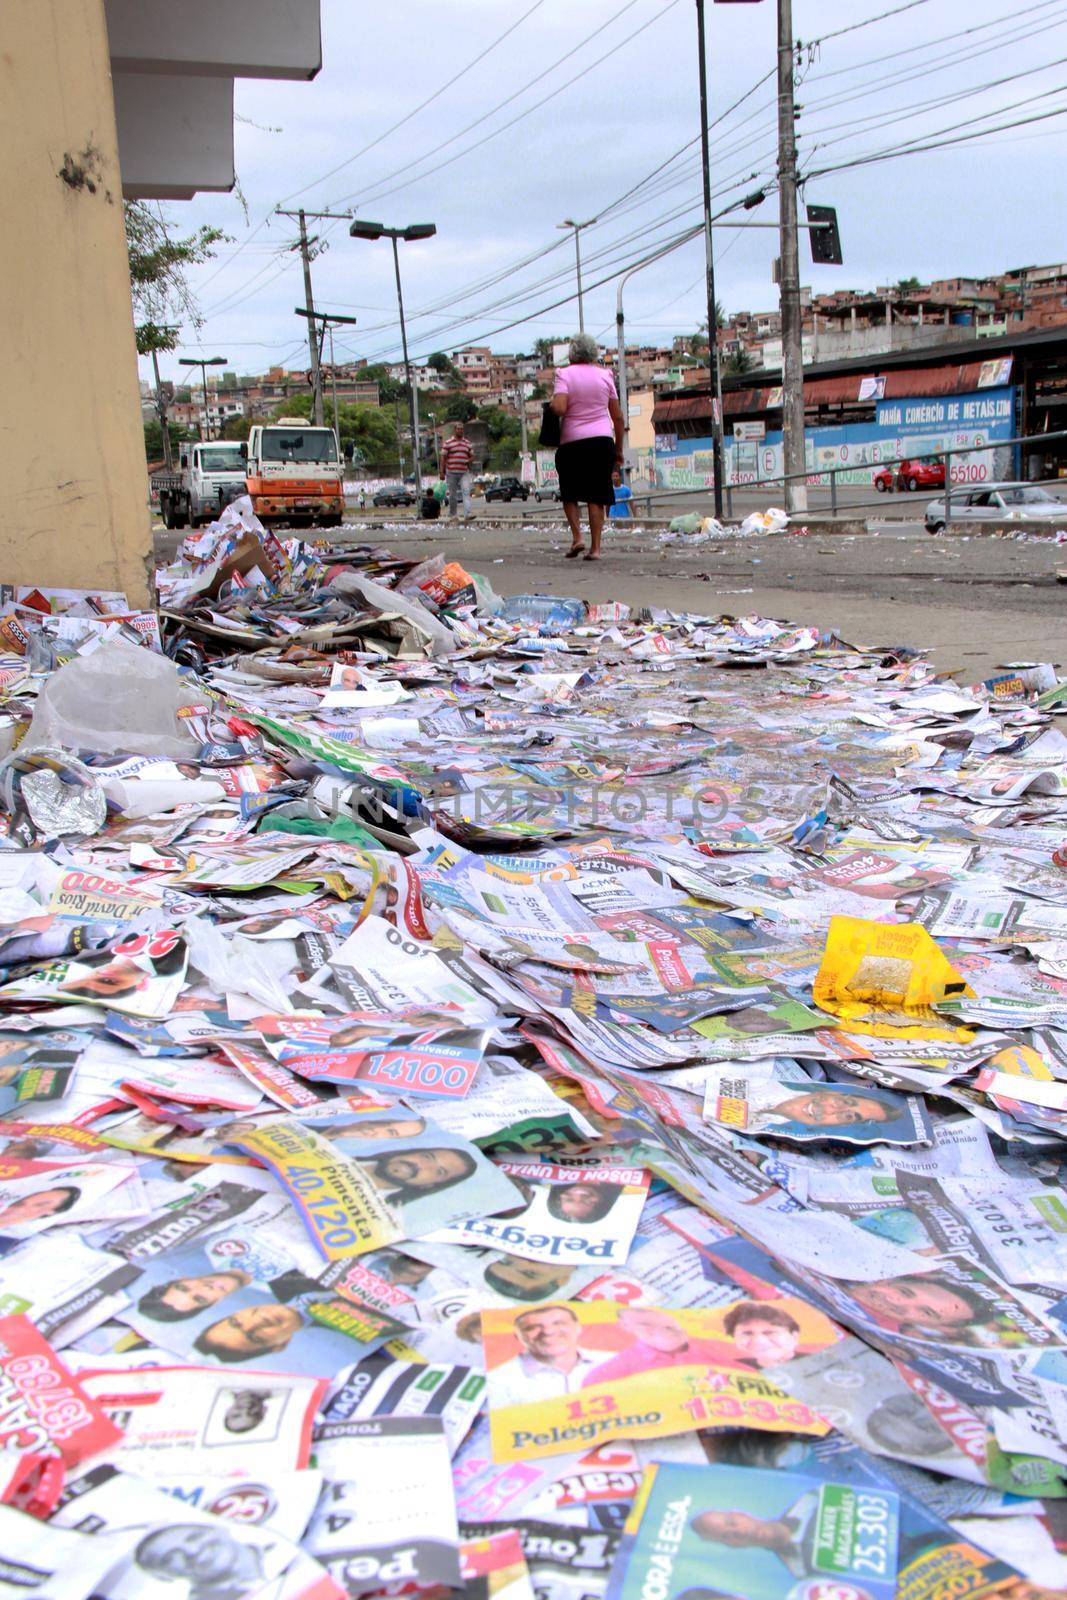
left=524, top=426, right=1067, bottom=525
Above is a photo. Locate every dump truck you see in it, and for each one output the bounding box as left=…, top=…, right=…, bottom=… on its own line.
left=245, top=419, right=344, bottom=527
left=157, top=441, right=248, bottom=529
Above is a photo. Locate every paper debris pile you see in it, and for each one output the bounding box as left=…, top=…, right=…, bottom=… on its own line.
left=0, top=533, right=1066, bottom=1599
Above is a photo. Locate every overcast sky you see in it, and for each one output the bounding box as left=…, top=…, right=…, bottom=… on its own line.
left=145, top=0, right=1067, bottom=385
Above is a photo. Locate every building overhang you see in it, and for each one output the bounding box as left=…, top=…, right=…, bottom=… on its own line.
left=104, top=0, right=322, bottom=200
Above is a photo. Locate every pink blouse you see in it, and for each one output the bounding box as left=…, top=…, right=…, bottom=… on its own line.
left=554, top=363, right=617, bottom=444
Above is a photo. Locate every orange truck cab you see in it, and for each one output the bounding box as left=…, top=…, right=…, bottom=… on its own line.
left=245, top=418, right=345, bottom=527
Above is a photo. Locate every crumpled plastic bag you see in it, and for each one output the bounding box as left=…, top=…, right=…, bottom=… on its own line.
left=331, top=572, right=456, bottom=657
left=183, top=917, right=295, bottom=1014
left=740, top=507, right=789, bottom=536
left=20, top=638, right=202, bottom=758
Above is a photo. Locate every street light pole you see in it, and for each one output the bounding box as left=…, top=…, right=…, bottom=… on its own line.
left=557, top=218, right=597, bottom=333
left=178, top=355, right=227, bottom=440
left=390, top=234, right=422, bottom=495
left=695, top=0, right=727, bottom=520
left=350, top=220, right=437, bottom=498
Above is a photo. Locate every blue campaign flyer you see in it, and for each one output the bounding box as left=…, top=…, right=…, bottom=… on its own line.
left=607, top=1461, right=899, bottom=1600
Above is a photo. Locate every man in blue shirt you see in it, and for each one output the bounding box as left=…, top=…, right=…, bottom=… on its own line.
left=608, top=467, right=633, bottom=519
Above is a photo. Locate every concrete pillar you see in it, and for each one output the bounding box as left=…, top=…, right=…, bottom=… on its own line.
left=2, top=0, right=151, bottom=604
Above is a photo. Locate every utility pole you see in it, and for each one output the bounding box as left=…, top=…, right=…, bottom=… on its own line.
left=777, top=0, right=808, bottom=513
left=295, top=307, right=358, bottom=453
left=695, top=0, right=726, bottom=520
left=150, top=347, right=173, bottom=471
left=518, top=383, right=530, bottom=480
left=327, top=324, right=339, bottom=433
left=297, top=210, right=322, bottom=425
left=276, top=206, right=352, bottom=427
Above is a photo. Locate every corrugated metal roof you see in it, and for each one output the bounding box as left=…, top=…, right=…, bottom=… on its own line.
left=653, top=357, right=1011, bottom=427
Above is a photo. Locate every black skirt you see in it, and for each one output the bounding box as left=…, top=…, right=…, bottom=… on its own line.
left=555, top=436, right=616, bottom=507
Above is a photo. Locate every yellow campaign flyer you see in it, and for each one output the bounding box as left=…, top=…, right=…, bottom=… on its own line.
left=227, top=1117, right=398, bottom=1261
left=481, top=1301, right=833, bottom=1463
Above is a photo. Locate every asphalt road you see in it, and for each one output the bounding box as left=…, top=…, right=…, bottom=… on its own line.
left=331, top=512, right=1065, bottom=682
left=411, top=484, right=928, bottom=522
left=153, top=507, right=1064, bottom=684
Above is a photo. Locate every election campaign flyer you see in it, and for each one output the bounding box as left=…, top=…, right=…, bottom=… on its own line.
left=225, top=1110, right=525, bottom=1263
left=607, top=1462, right=901, bottom=1600
left=0, top=1313, right=122, bottom=1467
left=76, top=1366, right=325, bottom=1475
left=460, top=1517, right=620, bottom=1600
left=701, top=1068, right=934, bottom=1146
left=481, top=1302, right=832, bottom=1463
left=306, top=1415, right=461, bottom=1593
left=0, top=1030, right=82, bottom=1113
left=0, top=933, right=189, bottom=1019
left=147, top=1467, right=324, bottom=1544
left=454, top=1529, right=535, bottom=1600
left=257, top=1010, right=491, bottom=1101
left=0, top=1502, right=128, bottom=1600
left=118, top=1237, right=404, bottom=1376
left=425, top=1163, right=650, bottom=1267
left=51, top=1464, right=344, bottom=1600
left=322, top=1355, right=487, bottom=1454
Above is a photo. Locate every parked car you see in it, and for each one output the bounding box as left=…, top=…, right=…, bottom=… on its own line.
left=924, top=481, right=1067, bottom=533
left=897, top=457, right=945, bottom=492
left=372, top=483, right=417, bottom=507
left=873, top=457, right=945, bottom=493
left=484, top=476, right=530, bottom=502
left=534, top=484, right=560, bottom=502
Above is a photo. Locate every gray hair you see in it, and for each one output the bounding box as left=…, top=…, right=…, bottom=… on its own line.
left=567, top=333, right=600, bottom=365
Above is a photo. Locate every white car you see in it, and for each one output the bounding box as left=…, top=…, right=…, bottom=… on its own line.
left=925, top=482, right=1067, bottom=532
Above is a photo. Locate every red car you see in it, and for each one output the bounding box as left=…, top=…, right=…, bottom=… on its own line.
left=873, top=458, right=946, bottom=493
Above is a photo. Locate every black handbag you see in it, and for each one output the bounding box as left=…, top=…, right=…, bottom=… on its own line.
left=539, top=401, right=562, bottom=448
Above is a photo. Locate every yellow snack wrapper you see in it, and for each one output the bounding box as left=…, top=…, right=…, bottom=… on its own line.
left=813, top=915, right=975, bottom=1041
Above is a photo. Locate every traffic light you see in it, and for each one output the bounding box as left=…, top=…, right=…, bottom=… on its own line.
left=807, top=203, right=843, bottom=266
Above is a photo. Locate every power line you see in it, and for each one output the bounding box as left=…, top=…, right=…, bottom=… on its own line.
left=805, top=94, right=1067, bottom=179
left=340, top=0, right=683, bottom=210
left=804, top=0, right=938, bottom=46
left=276, top=0, right=548, bottom=207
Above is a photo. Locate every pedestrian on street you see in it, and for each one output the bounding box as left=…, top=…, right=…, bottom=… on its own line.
left=440, top=422, right=475, bottom=521
left=550, top=333, right=625, bottom=562
left=608, top=467, right=633, bottom=520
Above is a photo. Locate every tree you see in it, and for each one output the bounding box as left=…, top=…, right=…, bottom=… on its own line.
left=270, top=393, right=401, bottom=473
left=896, top=276, right=922, bottom=294
left=533, top=335, right=565, bottom=364
left=477, top=404, right=522, bottom=471
left=124, top=201, right=226, bottom=354
left=143, top=419, right=196, bottom=461
left=220, top=414, right=251, bottom=440
left=444, top=394, right=477, bottom=423
left=359, top=363, right=407, bottom=404
left=724, top=347, right=755, bottom=378
left=427, top=350, right=463, bottom=388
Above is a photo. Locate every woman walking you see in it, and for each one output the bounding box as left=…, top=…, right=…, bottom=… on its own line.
left=550, top=333, right=625, bottom=561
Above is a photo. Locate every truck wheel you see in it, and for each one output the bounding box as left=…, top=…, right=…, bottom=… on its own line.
left=160, top=498, right=174, bottom=529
